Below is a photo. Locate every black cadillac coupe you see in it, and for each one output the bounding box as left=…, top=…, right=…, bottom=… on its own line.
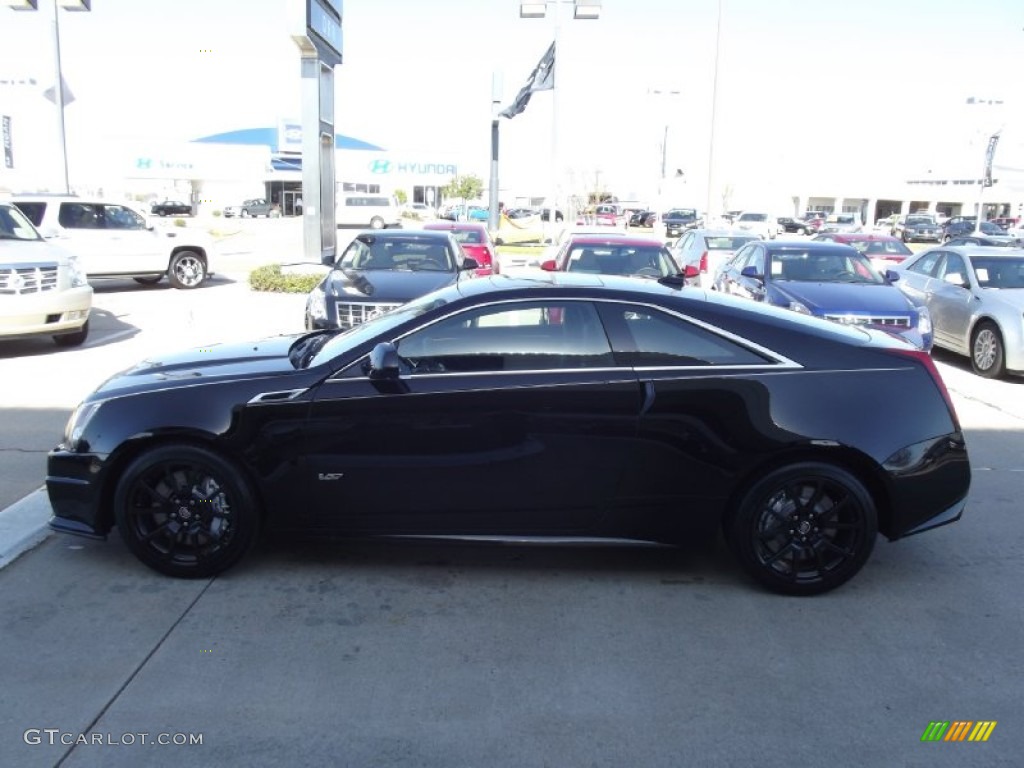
left=47, top=273, right=970, bottom=595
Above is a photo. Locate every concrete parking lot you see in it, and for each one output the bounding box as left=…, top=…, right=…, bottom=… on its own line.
left=1, top=219, right=1022, bottom=767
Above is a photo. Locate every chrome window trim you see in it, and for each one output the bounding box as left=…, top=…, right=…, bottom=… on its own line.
left=328, top=296, right=801, bottom=381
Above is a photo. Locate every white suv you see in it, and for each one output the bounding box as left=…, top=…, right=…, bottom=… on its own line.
left=734, top=211, right=779, bottom=239
left=1, top=200, right=92, bottom=347
left=12, top=196, right=216, bottom=289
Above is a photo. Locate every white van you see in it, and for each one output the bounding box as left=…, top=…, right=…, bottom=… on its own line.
left=336, top=194, right=401, bottom=229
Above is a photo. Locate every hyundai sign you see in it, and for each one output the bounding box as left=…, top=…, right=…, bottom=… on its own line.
left=308, top=0, right=342, bottom=65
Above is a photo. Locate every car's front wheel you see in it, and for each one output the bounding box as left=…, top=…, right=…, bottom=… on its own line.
left=53, top=319, right=89, bottom=348
left=727, top=462, right=878, bottom=596
left=168, top=250, right=207, bottom=289
left=971, top=321, right=1005, bottom=378
left=369, top=216, right=385, bottom=229
left=114, top=443, right=261, bottom=578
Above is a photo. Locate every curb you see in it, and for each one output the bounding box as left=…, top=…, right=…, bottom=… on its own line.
left=0, top=488, right=53, bottom=571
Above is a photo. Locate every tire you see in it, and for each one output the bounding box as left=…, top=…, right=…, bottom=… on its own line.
left=726, top=462, right=878, bottom=596
left=797, top=227, right=806, bottom=235
left=53, top=319, right=89, bottom=348
left=971, top=321, right=1005, bottom=378
left=241, top=210, right=249, bottom=218
left=114, top=443, right=261, bottom=578
left=134, top=275, right=162, bottom=285
left=943, top=235, right=952, bottom=243
left=167, top=250, right=207, bottom=289
left=369, top=216, right=385, bottom=229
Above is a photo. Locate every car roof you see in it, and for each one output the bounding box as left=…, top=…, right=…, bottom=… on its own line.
left=423, top=222, right=486, bottom=232
left=825, top=234, right=899, bottom=242
left=942, top=245, right=1024, bottom=256
left=764, top=241, right=858, bottom=254
left=349, top=230, right=453, bottom=242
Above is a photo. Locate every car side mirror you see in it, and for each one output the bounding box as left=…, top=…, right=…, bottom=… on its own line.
left=368, top=342, right=401, bottom=380
left=740, top=265, right=763, bottom=280
left=943, top=272, right=966, bottom=287
left=540, top=259, right=557, bottom=272
left=460, top=257, right=480, bottom=271
left=884, top=269, right=900, bottom=282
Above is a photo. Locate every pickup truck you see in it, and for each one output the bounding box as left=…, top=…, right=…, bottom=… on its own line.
left=150, top=200, right=192, bottom=216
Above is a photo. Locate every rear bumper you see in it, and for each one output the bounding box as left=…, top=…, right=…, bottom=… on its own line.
left=882, top=431, right=971, bottom=540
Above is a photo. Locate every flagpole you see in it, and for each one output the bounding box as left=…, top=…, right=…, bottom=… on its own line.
left=549, top=5, right=561, bottom=241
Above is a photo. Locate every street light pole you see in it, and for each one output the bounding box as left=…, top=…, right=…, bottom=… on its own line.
left=5, top=0, right=91, bottom=194
left=705, top=0, right=723, bottom=226
left=51, top=0, right=70, bottom=193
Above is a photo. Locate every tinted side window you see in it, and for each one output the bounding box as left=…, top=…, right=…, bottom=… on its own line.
left=909, top=251, right=941, bottom=276
left=396, top=301, right=614, bottom=373
left=600, top=304, right=771, bottom=367
left=58, top=203, right=102, bottom=229
left=103, top=205, right=145, bottom=230
left=12, top=202, right=46, bottom=226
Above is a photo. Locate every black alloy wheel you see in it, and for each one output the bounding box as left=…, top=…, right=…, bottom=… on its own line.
left=114, top=444, right=261, bottom=578
left=971, top=321, right=1005, bottom=378
left=727, top=463, right=877, bottom=596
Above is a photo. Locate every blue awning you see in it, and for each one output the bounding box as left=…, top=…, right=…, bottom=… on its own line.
left=193, top=127, right=384, bottom=152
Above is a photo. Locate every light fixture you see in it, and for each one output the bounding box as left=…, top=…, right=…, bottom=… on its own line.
left=519, top=3, right=547, bottom=18
left=6, top=0, right=40, bottom=10
left=573, top=0, right=601, bottom=19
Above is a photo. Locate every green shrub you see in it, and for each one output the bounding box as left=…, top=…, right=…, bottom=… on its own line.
left=249, top=264, right=323, bottom=293
left=173, top=218, right=187, bottom=227
left=212, top=210, right=223, bottom=218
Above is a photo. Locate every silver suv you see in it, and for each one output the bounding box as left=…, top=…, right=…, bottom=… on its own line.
left=12, top=196, right=216, bottom=289
left=0, top=200, right=92, bottom=347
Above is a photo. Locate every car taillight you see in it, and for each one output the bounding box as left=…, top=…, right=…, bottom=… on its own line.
left=887, top=348, right=960, bottom=428
left=699, top=251, right=708, bottom=272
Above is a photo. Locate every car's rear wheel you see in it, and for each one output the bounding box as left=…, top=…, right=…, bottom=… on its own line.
left=134, top=275, right=162, bottom=285
left=53, top=319, right=89, bottom=348
left=971, top=321, right=1005, bottom=378
left=114, top=444, right=261, bottom=578
left=727, top=462, right=877, bottom=596
left=369, top=216, right=385, bottom=229
left=168, top=250, right=207, bottom=289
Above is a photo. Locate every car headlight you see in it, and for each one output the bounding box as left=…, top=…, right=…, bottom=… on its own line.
left=307, top=286, right=327, bottom=319
left=788, top=300, right=812, bottom=314
left=63, top=400, right=102, bottom=451
left=67, top=255, right=88, bottom=288
left=917, top=305, right=932, bottom=335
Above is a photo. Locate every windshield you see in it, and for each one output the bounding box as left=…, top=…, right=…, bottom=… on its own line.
left=739, top=213, right=766, bottom=222
left=338, top=237, right=455, bottom=272
left=769, top=249, right=883, bottom=284
left=0, top=204, right=44, bottom=241
left=979, top=221, right=1006, bottom=235
left=906, top=216, right=935, bottom=226
left=309, top=291, right=455, bottom=367
left=970, top=256, right=1024, bottom=289
left=827, top=214, right=856, bottom=224
left=566, top=244, right=678, bottom=277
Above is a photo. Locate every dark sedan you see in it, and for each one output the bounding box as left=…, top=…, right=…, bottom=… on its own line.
left=47, top=274, right=969, bottom=595
left=714, top=240, right=932, bottom=349
left=150, top=200, right=191, bottom=216
left=304, top=230, right=479, bottom=330
left=662, top=208, right=699, bottom=237
left=777, top=217, right=815, bottom=234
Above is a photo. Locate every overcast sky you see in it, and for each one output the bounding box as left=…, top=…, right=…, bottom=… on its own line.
left=1, top=0, right=1022, bottom=205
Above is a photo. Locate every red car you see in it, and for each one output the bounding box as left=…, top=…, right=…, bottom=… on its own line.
left=811, top=233, right=914, bottom=273
left=539, top=233, right=696, bottom=282
left=423, top=221, right=497, bottom=275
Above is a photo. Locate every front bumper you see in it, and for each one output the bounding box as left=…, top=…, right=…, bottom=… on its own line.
left=46, top=447, right=110, bottom=539
left=0, top=285, right=92, bottom=340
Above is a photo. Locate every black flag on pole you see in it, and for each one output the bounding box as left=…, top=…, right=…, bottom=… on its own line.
left=499, top=41, right=555, bottom=120
left=983, top=132, right=1000, bottom=187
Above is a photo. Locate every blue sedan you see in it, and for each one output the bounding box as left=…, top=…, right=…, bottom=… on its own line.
left=714, top=241, right=932, bottom=350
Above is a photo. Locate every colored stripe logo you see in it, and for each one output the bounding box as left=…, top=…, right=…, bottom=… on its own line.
left=921, top=721, right=996, bottom=742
